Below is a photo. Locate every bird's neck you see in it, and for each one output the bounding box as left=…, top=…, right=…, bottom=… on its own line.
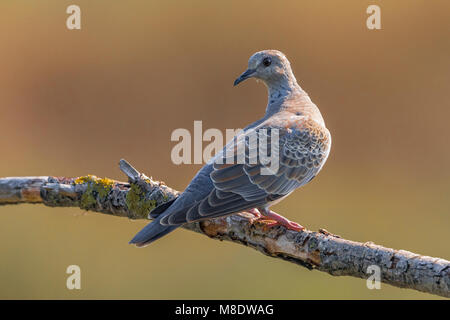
left=265, top=76, right=305, bottom=116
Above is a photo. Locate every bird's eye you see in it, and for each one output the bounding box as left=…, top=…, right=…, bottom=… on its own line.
left=262, top=57, right=272, bottom=67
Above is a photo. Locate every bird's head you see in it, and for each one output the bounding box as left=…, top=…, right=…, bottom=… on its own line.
left=234, top=50, right=297, bottom=87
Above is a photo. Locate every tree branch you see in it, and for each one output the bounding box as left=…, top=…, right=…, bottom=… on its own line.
left=0, top=159, right=448, bottom=298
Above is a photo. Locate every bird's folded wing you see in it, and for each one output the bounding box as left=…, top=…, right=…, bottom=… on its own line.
left=161, top=119, right=330, bottom=225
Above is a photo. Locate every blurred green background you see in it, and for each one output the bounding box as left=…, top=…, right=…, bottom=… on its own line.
left=0, top=0, right=449, bottom=299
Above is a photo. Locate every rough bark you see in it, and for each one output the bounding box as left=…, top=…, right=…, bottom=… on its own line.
left=0, top=159, right=448, bottom=298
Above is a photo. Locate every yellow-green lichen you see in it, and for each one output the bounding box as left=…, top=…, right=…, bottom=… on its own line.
left=126, top=183, right=157, bottom=219
left=74, top=175, right=96, bottom=185
left=74, top=175, right=114, bottom=210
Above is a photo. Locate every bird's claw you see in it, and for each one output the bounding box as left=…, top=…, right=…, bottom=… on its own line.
left=259, top=219, right=304, bottom=232
left=250, top=212, right=304, bottom=232
left=286, top=221, right=304, bottom=232
left=246, top=208, right=262, bottom=218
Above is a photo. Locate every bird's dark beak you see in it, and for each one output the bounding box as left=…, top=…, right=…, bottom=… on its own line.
left=234, top=68, right=256, bottom=86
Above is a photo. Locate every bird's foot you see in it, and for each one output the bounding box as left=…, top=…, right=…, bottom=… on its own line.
left=246, top=208, right=264, bottom=225
left=256, top=210, right=304, bottom=232
left=246, top=208, right=262, bottom=218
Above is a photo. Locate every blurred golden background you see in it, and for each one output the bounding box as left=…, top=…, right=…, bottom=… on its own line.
left=0, top=0, right=449, bottom=299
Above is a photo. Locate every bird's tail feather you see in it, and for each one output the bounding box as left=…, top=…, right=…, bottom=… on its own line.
left=129, top=213, right=180, bottom=247
left=129, top=198, right=180, bottom=247
left=149, top=198, right=177, bottom=219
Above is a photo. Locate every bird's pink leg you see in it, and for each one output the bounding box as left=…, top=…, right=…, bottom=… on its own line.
left=259, top=209, right=304, bottom=232
left=246, top=208, right=262, bottom=218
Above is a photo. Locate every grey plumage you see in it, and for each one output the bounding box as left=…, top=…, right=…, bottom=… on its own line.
left=129, top=50, right=331, bottom=247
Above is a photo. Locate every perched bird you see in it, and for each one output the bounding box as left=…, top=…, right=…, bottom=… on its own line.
left=130, top=50, right=331, bottom=247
